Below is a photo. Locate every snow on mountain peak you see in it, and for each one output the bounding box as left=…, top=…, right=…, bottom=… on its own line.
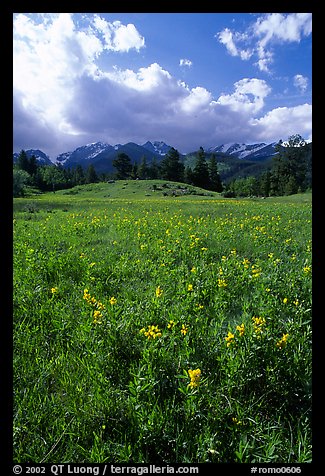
left=141, top=141, right=171, bottom=155
left=207, top=142, right=275, bottom=159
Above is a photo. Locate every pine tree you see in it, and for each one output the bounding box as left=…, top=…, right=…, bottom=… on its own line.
left=184, top=165, right=194, bottom=185
left=147, top=158, right=160, bottom=179
left=259, top=170, right=271, bottom=197
left=270, top=135, right=309, bottom=195
left=85, top=164, right=98, bottom=184
left=159, top=148, right=184, bottom=182
left=208, top=154, right=223, bottom=192
left=131, top=161, right=138, bottom=179
left=17, top=150, right=30, bottom=173
left=138, top=156, right=149, bottom=179
left=113, top=153, right=132, bottom=179
left=73, top=165, right=85, bottom=185
left=192, top=147, right=210, bottom=189
left=28, top=155, right=38, bottom=177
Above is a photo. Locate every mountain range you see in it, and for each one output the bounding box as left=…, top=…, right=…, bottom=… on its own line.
left=13, top=140, right=278, bottom=174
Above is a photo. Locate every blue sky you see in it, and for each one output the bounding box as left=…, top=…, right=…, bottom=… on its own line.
left=13, top=12, right=312, bottom=158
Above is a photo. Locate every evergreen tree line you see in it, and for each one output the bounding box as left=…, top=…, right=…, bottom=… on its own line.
left=112, top=147, right=223, bottom=192
left=13, top=134, right=311, bottom=198
left=13, top=146, right=223, bottom=197
left=223, top=135, right=312, bottom=197
left=13, top=151, right=103, bottom=197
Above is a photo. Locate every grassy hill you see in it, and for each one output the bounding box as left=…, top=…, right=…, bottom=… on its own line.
left=14, top=180, right=221, bottom=211
left=16, top=179, right=312, bottom=211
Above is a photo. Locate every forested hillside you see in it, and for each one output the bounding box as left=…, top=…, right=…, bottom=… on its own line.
left=13, top=135, right=311, bottom=198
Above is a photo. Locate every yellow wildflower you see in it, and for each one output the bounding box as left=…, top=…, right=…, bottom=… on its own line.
left=236, top=323, right=245, bottom=337
left=109, top=296, right=117, bottom=305
left=276, top=333, right=289, bottom=349
left=225, top=331, right=235, bottom=347
left=188, top=369, right=201, bottom=388
left=140, top=325, right=162, bottom=340
left=181, top=324, right=189, bottom=336
left=93, top=310, right=103, bottom=324
left=232, top=417, right=242, bottom=426
left=252, top=316, right=266, bottom=337
left=155, top=286, right=163, bottom=298
left=187, top=284, right=193, bottom=292
left=83, top=289, right=92, bottom=303
left=242, top=258, right=250, bottom=268
left=252, top=316, right=265, bottom=327
left=251, top=265, right=261, bottom=278
left=96, top=301, right=105, bottom=310
left=218, top=278, right=227, bottom=288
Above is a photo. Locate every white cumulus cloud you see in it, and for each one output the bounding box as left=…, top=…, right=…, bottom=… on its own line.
left=250, top=103, right=312, bottom=141
left=293, top=74, right=309, bottom=93
left=217, top=13, right=312, bottom=73
left=180, top=86, right=212, bottom=113
left=216, top=78, right=271, bottom=114
left=93, top=15, right=145, bottom=52
left=217, top=28, right=252, bottom=60
left=13, top=13, right=312, bottom=157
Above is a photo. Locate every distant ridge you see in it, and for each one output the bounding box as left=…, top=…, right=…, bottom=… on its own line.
left=207, top=142, right=277, bottom=160
left=13, top=140, right=279, bottom=169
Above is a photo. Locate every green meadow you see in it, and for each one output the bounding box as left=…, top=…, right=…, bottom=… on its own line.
left=13, top=181, right=312, bottom=463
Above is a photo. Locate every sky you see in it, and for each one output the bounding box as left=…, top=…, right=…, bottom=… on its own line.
left=13, top=12, right=312, bottom=159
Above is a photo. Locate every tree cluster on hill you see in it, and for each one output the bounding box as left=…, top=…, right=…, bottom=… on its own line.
left=13, top=134, right=311, bottom=198
left=223, top=135, right=312, bottom=197
left=112, top=147, right=223, bottom=192
left=13, top=151, right=102, bottom=196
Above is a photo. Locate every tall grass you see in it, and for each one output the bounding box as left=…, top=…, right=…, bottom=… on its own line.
left=13, top=183, right=312, bottom=463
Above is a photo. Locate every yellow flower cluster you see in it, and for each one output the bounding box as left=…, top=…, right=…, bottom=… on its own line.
left=225, top=323, right=245, bottom=346
left=181, top=324, right=189, bottom=336
left=83, top=288, right=105, bottom=324
left=166, top=320, right=189, bottom=336
left=276, top=333, right=289, bottom=349
left=232, top=417, right=242, bottom=426
left=217, top=278, right=228, bottom=288
left=242, top=258, right=250, bottom=269
left=141, top=320, right=189, bottom=339
left=155, top=286, right=163, bottom=298
left=140, top=325, right=162, bottom=340
left=225, top=331, right=235, bottom=347
left=188, top=368, right=201, bottom=388
left=251, top=264, right=261, bottom=278
left=252, top=316, right=266, bottom=337
left=236, top=323, right=245, bottom=337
